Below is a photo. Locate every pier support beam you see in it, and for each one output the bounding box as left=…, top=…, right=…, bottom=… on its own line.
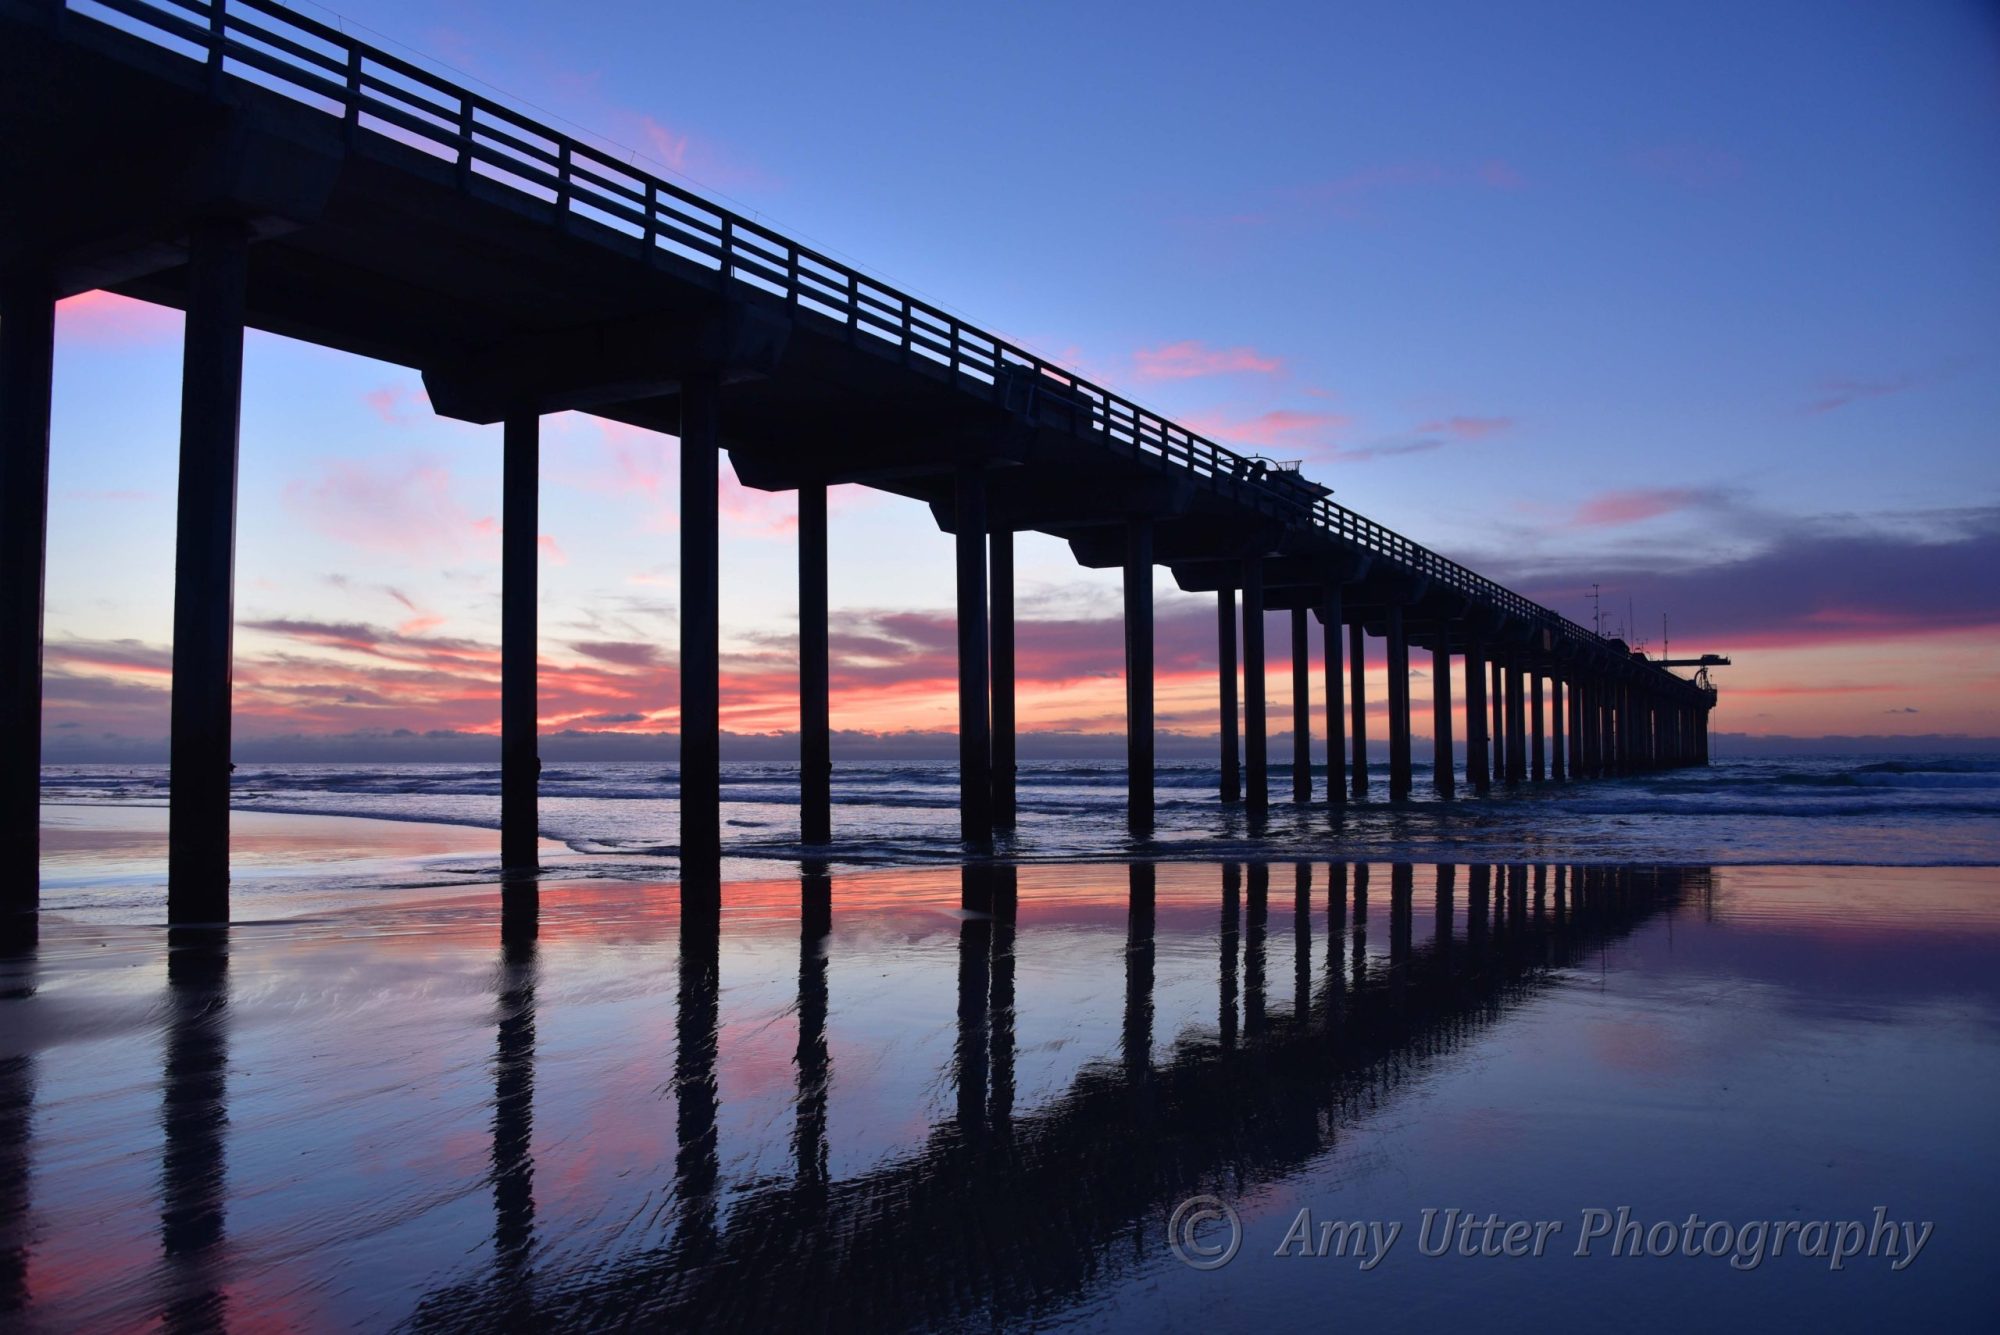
left=1348, top=620, right=1367, bottom=799
left=799, top=482, right=831, bottom=843
left=1505, top=661, right=1527, bottom=784
left=1124, top=519, right=1154, bottom=832
left=1217, top=588, right=1238, bottom=803
left=1530, top=670, right=1546, bottom=782
left=1291, top=607, right=1311, bottom=803
left=1490, top=659, right=1506, bottom=780
left=1385, top=606, right=1411, bottom=800
left=990, top=526, right=1015, bottom=827
left=954, top=465, right=992, bottom=846
left=501, top=413, right=540, bottom=873
left=679, top=374, right=723, bottom=877
left=1431, top=642, right=1454, bottom=798
left=1465, top=642, right=1490, bottom=793
left=168, top=221, right=249, bottom=925
left=0, top=272, right=53, bottom=916
left=1550, top=674, right=1566, bottom=781
left=1242, top=558, right=1267, bottom=813
left=1322, top=587, right=1345, bottom=805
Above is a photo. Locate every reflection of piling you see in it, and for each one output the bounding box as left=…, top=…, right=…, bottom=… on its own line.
left=0, top=931, right=35, bottom=1316
left=1434, top=864, right=1456, bottom=961
left=1124, top=866, right=1155, bottom=1082
left=1220, top=866, right=1241, bottom=1050
left=1293, top=863, right=1313, bottom=1021
left=492, top=932, right=537, bottom=1292
left=796, top=870, right=831, bottom=1188
left=989, top=871, right=1017, bottom=1130
left=1245, top=865, right=1269, bottom=1035
left=955, top=914, right=991, bottom=1134
left=673, top=918, right=721, bottom=1258
left=160, top=928, right=229, bottom=1332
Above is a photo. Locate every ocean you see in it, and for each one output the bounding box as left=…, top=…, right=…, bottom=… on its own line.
left=37, top=753, right=2000, bottom=900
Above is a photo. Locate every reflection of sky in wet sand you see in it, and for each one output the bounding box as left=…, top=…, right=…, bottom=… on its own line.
left=3, top=833, right=1997, bottom=1329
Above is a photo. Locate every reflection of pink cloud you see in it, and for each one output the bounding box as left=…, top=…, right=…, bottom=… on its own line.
left=1133, top=340, right=1284, bottom=381
left=1182, top=408, right=1348, bottom=449
left=1571, top=487, right=1713, bottom=527
left=1478, top=159, right=1526, bottom=190
left=54, top=290, right=179, bottom=346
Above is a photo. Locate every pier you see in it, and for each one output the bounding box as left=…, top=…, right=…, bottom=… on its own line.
left=0, top=0, right=1721, bottom=923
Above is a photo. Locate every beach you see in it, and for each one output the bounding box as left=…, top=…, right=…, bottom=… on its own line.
left=5, top=801, right=1997, bottom=1330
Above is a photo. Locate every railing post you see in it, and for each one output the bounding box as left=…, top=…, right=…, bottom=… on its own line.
left=206, top=0, right=226, bottom=92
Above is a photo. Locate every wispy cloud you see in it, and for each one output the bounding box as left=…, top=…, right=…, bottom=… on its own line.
left=1181, top=408, right=1349, bottom=450
left=1417, top=415, right=1513, bottom=440
left=284, top=458, right=495, bottom=558
left=1803, top=374, right=1924, bottom=415
left=1133, top=340, right=1284, bottom=381
left=1571, top=486, right=1721, bottom=528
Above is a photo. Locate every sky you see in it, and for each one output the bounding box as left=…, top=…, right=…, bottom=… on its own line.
left=38, top=0, right=2000, bottom=758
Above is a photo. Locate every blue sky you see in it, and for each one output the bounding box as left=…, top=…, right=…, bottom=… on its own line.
left=40, top=0, right=2000, bottom=750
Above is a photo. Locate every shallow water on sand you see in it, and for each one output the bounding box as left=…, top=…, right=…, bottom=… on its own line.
left=3, top=853, right=1997, bottom=1330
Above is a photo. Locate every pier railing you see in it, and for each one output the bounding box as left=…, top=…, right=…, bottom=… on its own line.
left=65, top=0, right=1622, bottom=664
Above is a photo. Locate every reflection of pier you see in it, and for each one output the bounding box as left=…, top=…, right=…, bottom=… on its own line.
left=402, top=862, right=1703, bottom=1331
left=0, top=0, right=1724, bottom=924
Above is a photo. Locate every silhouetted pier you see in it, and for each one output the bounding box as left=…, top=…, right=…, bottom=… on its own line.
left=0, top=0, right=1721, bottom=923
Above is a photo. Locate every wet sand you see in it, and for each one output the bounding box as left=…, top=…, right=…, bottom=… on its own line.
left=4, top=811, right=1998, bottom=1330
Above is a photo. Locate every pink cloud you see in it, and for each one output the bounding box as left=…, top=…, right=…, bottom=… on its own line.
left=1181, top=408, right=1349, bottom=450
left=1570, top=487, right=1718, bottom=528
left=539, top=533, right=569, bottom=564
left=54, top=291, right=180, bottom=346
left=284, top=458, right=495, bottom=557
left=1478, top=159, right=1527, bottom=190
left=363, top=385, right=429, bottom=425
left=1413, top=415, right=1514, bottom=441
left=1133, top=340, right=1284, bottom=381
